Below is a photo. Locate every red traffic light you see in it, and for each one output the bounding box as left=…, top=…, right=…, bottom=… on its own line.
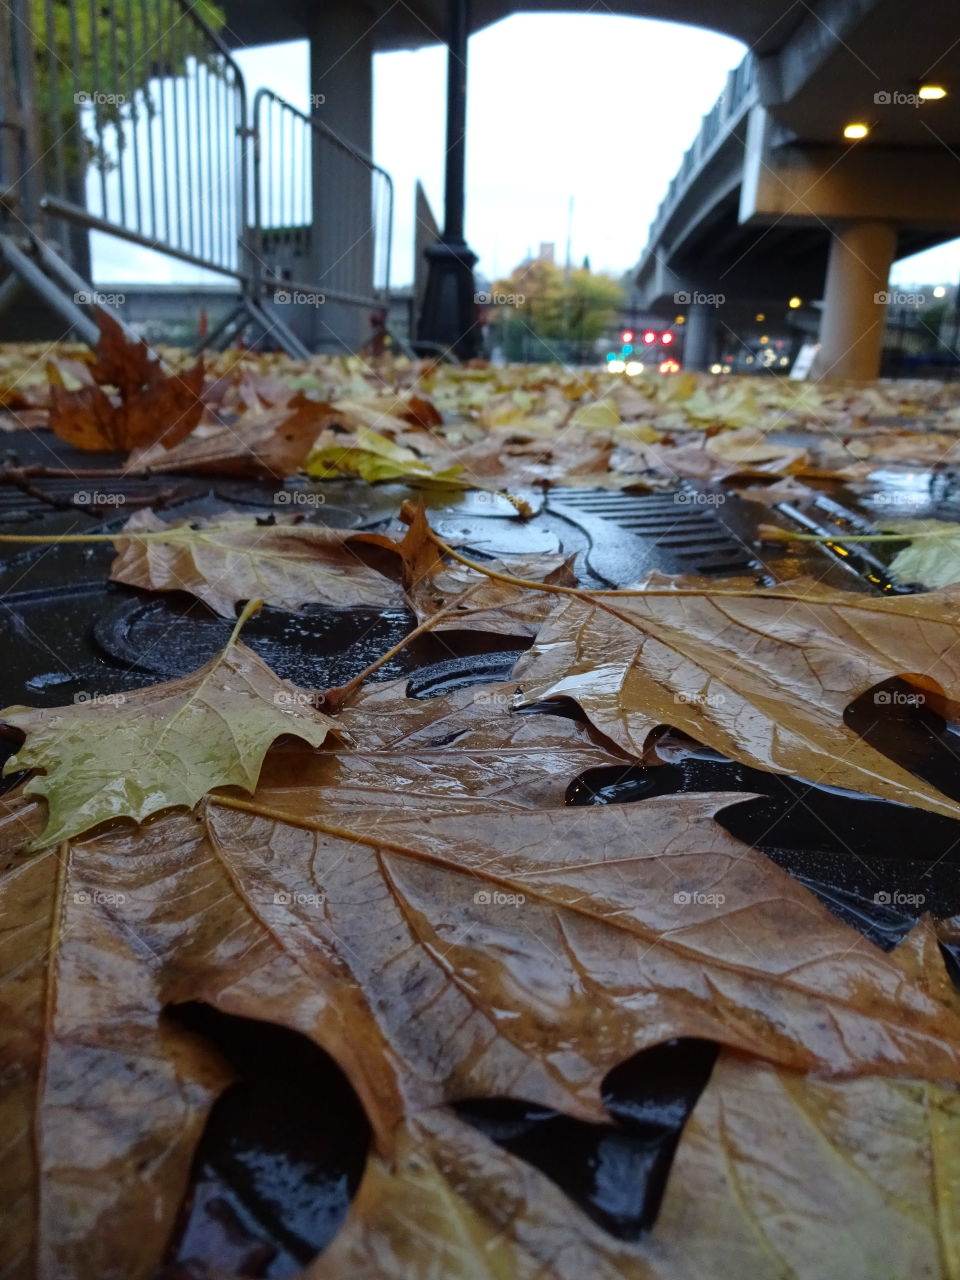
left=642, top=330, right=656, bottom=344
left=621, top=330, right=634, bottom=343
left=661, top=331, right=674, bottom=345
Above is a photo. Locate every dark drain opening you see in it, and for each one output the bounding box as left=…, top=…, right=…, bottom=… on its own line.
left=161, top=1003, right=371, bottom=1279
left=455, top=1037, right=718, bottom=1240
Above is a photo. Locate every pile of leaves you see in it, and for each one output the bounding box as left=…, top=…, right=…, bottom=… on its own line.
left=4, top=485, right=960, bottom=1277
left=7, top=316, right=960, bottom=495
left=5, top=320, right=960, bottom=1274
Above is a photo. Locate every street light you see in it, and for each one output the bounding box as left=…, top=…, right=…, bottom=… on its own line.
left=788, top=296, right=802, bottom=309
left=843, top=122, right=870, bottom=139
left=918, top=84, right=948, bottom=101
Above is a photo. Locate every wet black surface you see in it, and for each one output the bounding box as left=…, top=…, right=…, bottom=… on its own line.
left=162, top=1004, right=371, bottom=1279
left=457, top=1038, right=718, bottom=1240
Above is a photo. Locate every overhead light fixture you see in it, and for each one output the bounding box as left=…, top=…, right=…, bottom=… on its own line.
left=788, top=296, right=802, bottom=309
left=918, top=84, right=947, bottom=101
left=843, top=122, right=870, bottom=140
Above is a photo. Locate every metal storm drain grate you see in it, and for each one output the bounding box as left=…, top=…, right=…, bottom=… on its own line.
left=548, top=487, right=766, bottom=583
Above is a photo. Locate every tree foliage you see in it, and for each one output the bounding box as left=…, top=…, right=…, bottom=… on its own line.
left=489, top=259, right=625, bottom=360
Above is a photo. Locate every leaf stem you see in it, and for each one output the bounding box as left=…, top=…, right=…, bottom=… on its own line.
left=758, top=526, right=948, bottom=544
left=317, top=583, right=483, bottom=713
left=228, top=598, right=264, bottom=646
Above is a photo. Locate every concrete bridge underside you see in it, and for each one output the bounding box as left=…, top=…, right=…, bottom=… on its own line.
left=223, top=0, right=960, bottom=376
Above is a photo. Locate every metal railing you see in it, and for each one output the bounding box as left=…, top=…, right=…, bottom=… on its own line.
left=0, top=0, right=395, bottom=353
left=18, top=0, right=249, bottom=278
left=251, top=88, right=393, bottom=309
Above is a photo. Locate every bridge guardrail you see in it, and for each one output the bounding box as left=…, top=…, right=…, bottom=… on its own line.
left=645, top=53, right=759, bottom=248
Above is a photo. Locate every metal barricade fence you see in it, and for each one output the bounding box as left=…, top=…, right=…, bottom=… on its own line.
left=10, top=0, right=248, bottom=278
left=0, top=0, right=395, bottom=354
left=251, top=88, right=393, bottom=311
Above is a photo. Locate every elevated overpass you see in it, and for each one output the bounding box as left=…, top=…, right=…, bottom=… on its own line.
left=221, top=0, right=960, bottom=373
left=634, top=0, right=960, bottom=377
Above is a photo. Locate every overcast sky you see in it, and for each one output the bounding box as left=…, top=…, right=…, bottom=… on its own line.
left=94, top=12, right=960, bottom=290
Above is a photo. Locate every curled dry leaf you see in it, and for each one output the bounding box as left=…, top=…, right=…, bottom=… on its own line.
left=0, top=628, right=336, bottom=847
left=127, top=391, right=330, bottom=479
left=110, top=510, right=406, bottom=617
left=305, top=425, right=465, bottom=485
left=515, top=582, right=960, bottom=818
left=47, top=311, right=204, bottom=452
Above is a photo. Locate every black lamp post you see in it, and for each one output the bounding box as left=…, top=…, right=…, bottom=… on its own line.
left=417, top=0, right=481, bottom=359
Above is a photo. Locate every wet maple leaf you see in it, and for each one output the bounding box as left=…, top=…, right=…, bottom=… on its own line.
left=109, top=510, right=406, bottom=617
left=514, top=581, right=960, bottom=818
left=47, top=311, right=204, bottom=452
left=0, top=617, right=336, bottom=847
left=4, top=649, right=960, bottom=1275
left=308, top=1054, right=960, bottom=1280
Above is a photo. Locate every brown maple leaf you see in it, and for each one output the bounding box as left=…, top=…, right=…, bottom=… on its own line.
left=47, top=311, right=204, bottom=452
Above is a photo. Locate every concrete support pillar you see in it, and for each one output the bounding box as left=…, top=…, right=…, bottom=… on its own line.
left=683, top=303, right=716, bottom=372
left=306, top=3, right=375, bottom=352
left=816, top=221, right=895, bottom=381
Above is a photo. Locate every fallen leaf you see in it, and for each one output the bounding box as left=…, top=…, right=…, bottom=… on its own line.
left=0, top=624, right=336, bottom=847
left=128, top=391, right=328, bottom=478
left=308, top=1057, right=960, bottom=1280
left=110, top=510, right=406, bottom=617
left=0, top=798, right=233, bottom=1280
left=305, top=425, right=465, bottom=485
left=407, top=551, right=576, bottom=637
left=886, top=520, right=960, bottom=589
left=705, top=427, right=807, bottom=468
left=514, top=582, right=960, bottom=818
left=47, top=312, right=204, bottom=452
